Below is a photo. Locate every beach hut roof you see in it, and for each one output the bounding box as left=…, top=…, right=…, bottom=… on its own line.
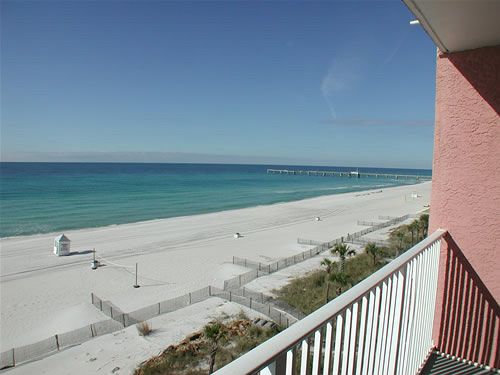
left=55, top=234, right=70, bottom=242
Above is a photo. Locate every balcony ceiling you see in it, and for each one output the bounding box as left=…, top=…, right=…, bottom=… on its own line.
left=403, top=0, right=500, bottom=53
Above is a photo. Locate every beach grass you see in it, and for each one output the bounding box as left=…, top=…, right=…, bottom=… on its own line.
left=136, top=321, right=153, bottom=336
left=135, top=317, right=280, bottom=375
left=275, top=253, right=387, bottom=315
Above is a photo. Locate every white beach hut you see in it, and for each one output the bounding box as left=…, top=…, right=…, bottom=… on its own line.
left=54, top=234, right=71, bottom=256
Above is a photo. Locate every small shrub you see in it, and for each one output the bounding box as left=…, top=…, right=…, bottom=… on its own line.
left=137, top=321, right=152, bottom=336
left=236, top=310, right=249, bottom=321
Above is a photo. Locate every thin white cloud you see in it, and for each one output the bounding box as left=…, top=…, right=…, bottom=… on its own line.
left=321, top=57, right=363, bottom=119
left=382, top=28, right=410, bottom=67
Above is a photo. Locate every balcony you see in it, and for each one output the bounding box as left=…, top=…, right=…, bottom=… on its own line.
left=214, top=230, right=499, bottom=374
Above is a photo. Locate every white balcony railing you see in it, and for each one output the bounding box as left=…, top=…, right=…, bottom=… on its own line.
left=214, top=230, right=446, bottom=375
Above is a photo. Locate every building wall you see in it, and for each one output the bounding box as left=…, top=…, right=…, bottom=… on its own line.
left=430, top=46, right=500, bottom=367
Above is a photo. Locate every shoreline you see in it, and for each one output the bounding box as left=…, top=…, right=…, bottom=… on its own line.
left=1, top=181, right=431, bottom=349
left=0, top=181, right=426, bottom=241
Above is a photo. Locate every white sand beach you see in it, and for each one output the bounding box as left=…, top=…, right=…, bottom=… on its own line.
left=0, top=182, right=431, bottom=370
left=4, top=298, right=270, bottom=375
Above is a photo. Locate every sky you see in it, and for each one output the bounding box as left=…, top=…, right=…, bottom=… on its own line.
left=1, top=1, right=437, bottom=169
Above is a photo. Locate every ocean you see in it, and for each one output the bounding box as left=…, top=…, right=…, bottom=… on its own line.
left=0, top=163, right=431, bottom=238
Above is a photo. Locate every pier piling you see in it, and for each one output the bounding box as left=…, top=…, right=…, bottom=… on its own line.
left=266, top=169, right=430, bottom=181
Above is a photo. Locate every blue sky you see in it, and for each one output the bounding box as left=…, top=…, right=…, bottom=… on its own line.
left=1, top=1, right=436, bottom=168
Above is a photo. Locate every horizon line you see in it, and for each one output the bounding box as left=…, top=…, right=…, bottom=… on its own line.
left=0, top=160, right=432, bottom=171
left=0, top=151, right=432, bottom=170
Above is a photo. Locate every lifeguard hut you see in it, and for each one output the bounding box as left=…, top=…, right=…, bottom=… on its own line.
left=54, top=234, right=71, bottom=256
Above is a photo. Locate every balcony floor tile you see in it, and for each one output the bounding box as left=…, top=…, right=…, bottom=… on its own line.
left=421, top=352, right=497, bottom=374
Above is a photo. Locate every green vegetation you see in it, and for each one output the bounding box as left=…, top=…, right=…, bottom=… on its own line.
left=276, top=252, right=385, bottom=315
left=276, top=214, right=430, bottom=315
left=331, top=243, right=356, bottom=273
left=320, top=258, right=334, bottom=304
left=135, top=315, right=280, bottom=375
left=386, top=213, right=429, bottom=257
left=365, top=242, right=382, bottom=265
left=204, top=322, right=226, bottom=374
left=330, top=271, right=352, bottom=296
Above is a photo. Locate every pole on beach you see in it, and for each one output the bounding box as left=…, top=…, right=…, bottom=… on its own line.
left=133, top=263, right=140, bottom=288
left=91, top=248, right=98, bottom=270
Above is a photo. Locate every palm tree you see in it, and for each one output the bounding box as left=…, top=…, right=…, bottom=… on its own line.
left=365, top=242, right=380, bottom=265
left=419, top=214, right=429, bottom=239
left=330, top=271, right=351, bottom=296
left=394, top=230, right=406, bottom=257
left=408, top=221, right=419, bottom=244
left=331, top=243, right=356, bottom=273
left=204, top=322, right=226, bottom=374
left=321, top=258, right=334, bottom=303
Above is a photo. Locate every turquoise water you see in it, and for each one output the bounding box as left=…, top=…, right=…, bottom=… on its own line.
left=0, top=163, right=431, bottom=238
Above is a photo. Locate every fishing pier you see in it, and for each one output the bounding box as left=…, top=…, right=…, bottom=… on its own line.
left=266, top=169, right=431, bottom=181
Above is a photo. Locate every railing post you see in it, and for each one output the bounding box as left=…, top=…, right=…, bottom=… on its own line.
left=312, top=329, right=322, bottom=375
left=322, top=321, right=334, bottom=375
left=300, top=336, right=311, bottom=375
left=392, top=267, right=409, bottom=373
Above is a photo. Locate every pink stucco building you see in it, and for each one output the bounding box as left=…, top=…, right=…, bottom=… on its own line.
left=406, top=1, right=500, bottom=369
left=214, top=2, right=500, bottom=374
left=430, top=46, right=500, bottom=369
